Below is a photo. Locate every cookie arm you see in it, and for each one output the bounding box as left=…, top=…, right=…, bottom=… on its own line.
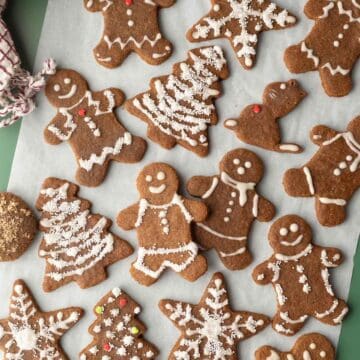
left=252, top=259, right=272, bottom=285
left=186, top=176, right=218, bottom=198
left=117, top=203, right=140, bottom=231
left=183, top=198, right=208, bottom=223
left=93, top=88, right=125, bottom=112
left=319, top=246, right=343, bottom=267
left=304, top=1, right=333, bottom=19
left=44, top=112, right=72, bottom=145
left=310, top=125, right=339, bottom=146
left=256, top=196, right=276, bottom=222
left=153, top=0, right=176, bottom=7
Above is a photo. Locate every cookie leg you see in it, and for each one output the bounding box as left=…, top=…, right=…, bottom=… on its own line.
left=179, top=254, right=207, bottom=282
left=314, top=299, right=349, bottom=325
left=76, top=164, right=109, bottom=187
left=137, top=37, right=172, bottom=65
left=216, top=241, right=252, bottom=271
left=130, top=263, right=158, bottom=287
left=112, top=135, right=147, bottom=163
left=283, top=167, right=314, bottom=197
left=284, top=42, right=319, bottom=74
left=147, top=124, right=177, bottom=149
left=272, top=310, right=307, bottom=336
left=319, top=66, right=352, bottom=97
left=315, top=197, right=347, bottom=227
left=94, top=39, right=131, bottom=69
left=275, top=143, right=303, bottom=154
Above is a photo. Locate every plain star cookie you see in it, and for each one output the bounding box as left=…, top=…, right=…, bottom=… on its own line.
left=0, top=280, right=83, bottom=359
left=117, top=163, right=208, bottom=286
left=36, top=177, right=133, bottom=292
left=255, top=333, right=335, bottom=360
left=125, top=46, right=229, bottom=157
left=44, top=69, right=146, bottom=187
left=187, top=148, right=275, bottom=270
left=187, top=0, right=297, bottom=69
left=252, top=215, right=349, bottom=336
left=80, top=287, right=158, bottom=360
left=225, top=80, right=307, bottom=153
left=84, top=0, right=175, bottom=68
left=284, top=0, right=360, bottom=97
left=283, top=116, right=360, bottom=227
left=159, top=272, right=269, bottom=359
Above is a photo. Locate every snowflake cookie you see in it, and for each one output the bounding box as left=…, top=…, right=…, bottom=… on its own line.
left=80, top=287, right=158, bottom=360
left=159, top=272, right=269, bottom=359
left=187, top=0, right=297, bottom=69
left=284, top=0, right=360, bottom=97
left=0, top=280, right=83, bottom=359
left=252, top=215, right=348, bottom=336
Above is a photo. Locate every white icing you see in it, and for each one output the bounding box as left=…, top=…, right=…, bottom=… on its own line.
left=58, top=84, right=77, bottom=99
left=280, top=83, right=286, bottom=90
left=149, top=184, right=166, bottom=194
left=303, top=167, right=315, bottom=195
left=279, top=144, right=300, bottom=152
left=197, top=223, right=246, bottom=242
left=219, top=247, right=246, bottom=258
left=275, top=284, right=287, bottom=305
left=279, top=311, right=308, bottom=324
left=274, top=323, right=293, bottom=335
left=280, top=228, right=288, bottom=236
left=252, top=193, right=259, bottom=217
left=280, top=235, right=303, bottom=247
left=275, top=244, right=312, bottom=261
left=321, top=249, right=340, bottom=267
left=319, top=2, right=335, bottom=18
left=333, top=307, right=349, bottom=324
left=224, top=119, right=238, bottom=127
left=319, top=197, right=346, bottom=206
left=290, top=223, right=299, bottom=232
left=266, top=350, right=280, bottom=360
left=233, top=158, right=240, bottom=165
left=321, top=268, right=334, bottom=296
left=322, top=63, right=350, bottom=76
left=157, top=171, right=165, bottom=180
left=315, top=299, right=339, bottom=318
left=300, top=42, right=319, bottom=67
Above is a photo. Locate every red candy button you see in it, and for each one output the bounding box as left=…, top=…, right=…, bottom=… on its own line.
left=252, top=105, right=261, bottom=114
left=125, top=0, right=133, bottom=5
left=78, top=108, right=86, bottom=116
left=119, top=298, right=127, bottom=308
left=103, top=343, right=111, bottom=352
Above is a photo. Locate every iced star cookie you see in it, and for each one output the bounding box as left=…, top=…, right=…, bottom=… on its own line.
left=0, top=192, right=37, bottom=261
left=0, top=280, right=83, bottom=360
left=252, top=215, right=348, bottom=336
left=44, top=69, right=147, bottom=187
left=84, top=0, right=175, bottom=68
left=225, top=80, right=307, bottom=153
left=255, top=333, right=335, bottom=360
left=159, top=272, right=269, bottom=359
left=187, top=0, right=297, bottom=69
left=283, top=116, right=360, bottom=227
left=36, top=177, right=133, bottom=292
left=125, top=46, right=229, bottom=157
left=117, top=163, right=208, bottom=286
left=284, top=0, right=360, bottom=97
left=80, top=287, right=158, bottom=360
left=187, top=148, right=275, bottom=270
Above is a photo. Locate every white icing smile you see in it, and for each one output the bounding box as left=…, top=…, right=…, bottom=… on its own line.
left=58, top=84, right=77, bottom=99
left=280, top=234, right=303, bottom=247
left=149, top=184, right=166, bottom=194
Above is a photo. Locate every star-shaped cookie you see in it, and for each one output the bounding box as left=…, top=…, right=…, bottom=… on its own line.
left=187, top=0, right=297, bottom=69
left=159, top=272, right=269, bottom=359
left=0, top=280, right=83, bottom=359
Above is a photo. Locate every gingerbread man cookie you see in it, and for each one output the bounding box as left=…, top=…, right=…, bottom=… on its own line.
left=225, top=80, right=307, bottom=153
left=117, top=163, right=208, bottom=286
left=255, top=333, right=335, bottom=360
left=284, top=0, right=360, bottom=97
left=126, top=46, right=229, bottom=157
left=84, top=0, right=175, bottom=68
left=187, top=148, right=275, bottom=270
left=187, top=0, right=297, bottom=69
left=44, top=69, right=146, bottom=187
left=253, top=215, right=348, bottom=336
left=283, top=116, right=360, bottom=227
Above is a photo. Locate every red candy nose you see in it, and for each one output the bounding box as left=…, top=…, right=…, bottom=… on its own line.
left=119, top=298, right=127, bottom=308
left=103, top=343, right=111, bottom=352
left=78, top=109, right=86, bottom=116
left=125, top=0, right=133, bottom=5
left=252, top=105, right=261, bottom=114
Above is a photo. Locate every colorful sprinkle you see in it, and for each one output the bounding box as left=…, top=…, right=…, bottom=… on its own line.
left=130, top=326, right=140, bottom=335
left=252, top=104, right=261, bottom=114
left=95, top=306, right=105, bottom=315
left=103, top=343, right=111, bottom=352
left=78, top=108, right=86, bottom=116
left=125, top=0, right=133, bottom=5
left=119, top=298, right=128, bottom=308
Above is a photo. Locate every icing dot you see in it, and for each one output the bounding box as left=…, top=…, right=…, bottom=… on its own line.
left=255, top=24, right=262, bottom=31
left=290, top=223, right=299, bottom=233
left=334, top=41, right=339, bottom=47
left=280, top=83, right=286, bottom=90
left=231, top=192, right=236, bottom=198
left=53, top=84, right=60, bottom=92
left=245, top=57, right=253, bottom=67
left=64, top=78, right=71, bottom=84
left=78, top=108, right=86, bottom=116
left=237, top=167, right=245, bottom=175
left=333, top=169, right=341, bottom=176
left=125, top=0, right=133, bottom=5
left=338, top=33, right=344, bottom=39
left=130, top=326, right=140, bottom=335
left=128, top=20, right=134, bottom=27
left=213, top=4, right=220, bottom=11
left=333, top=253, right=341, bottom=260
left=159, top=211, right=166, bottom=218
left=346, top=155, right=353, bottom=161
left=339, top=162, right=347, bottom=169
left=157, top=171, right=165, bottom=180
left=118, top=298, right=127, bottom=308
left=279, top=228, right=288, bottom=236
left=245, top=161, right=252, bottom=169
left=134, top=307, right=141, bottom=314
left=309, top=343, right=316, bottom=350
left=103, top=343, right=111, bottom=352
left=252, top=104, right=262, bottom=113
left=344, top=24, right=349, bottom=29
left=161, top=218, right=168, bottom=225
left=127, top=9, right=132, bottom=16
left=225, top=29, right=232, bottom=37
left=233, top=158, right=240, bottom=165
left=226, top=208, right=232, bottom=213
left=229, top=200, right=234, bottom=206
left=145, top=175, right=152, bottom=182
left=320, top=351, right=326, bottom=358
left=224, top=217, right=230, bottom=222
left=95, top=306, right=105, bottom=314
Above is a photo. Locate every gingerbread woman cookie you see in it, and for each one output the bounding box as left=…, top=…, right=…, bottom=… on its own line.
left=187, top=0, right=296, bottom=69
left=225, top=80, right=307, bottom=153
left=117, top=163, right=208, bottom=286
left=284, top=0, right=360, bottom=97
left=255, top=333, right=335, bottom=360
left=253, top=215, right=348, bottom=336
left=187, top=148, right=275, bottom=270
left=84, top=0, right=175, bottom=68
left=283, top=116, right=360, bottom=227
left=44, top=69, right=146, bottom=187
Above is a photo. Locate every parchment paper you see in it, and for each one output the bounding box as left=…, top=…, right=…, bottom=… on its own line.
left=5, top=0, right=360, bottom=358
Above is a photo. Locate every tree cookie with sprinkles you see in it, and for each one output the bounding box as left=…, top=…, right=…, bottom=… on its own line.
left=80, top=287, right=158, bottom=360
left=36, top=177, right=133, bottom=292
left=84, top=0, right=175, bottom=68
left=0, top=279, right=83, bottom=360
left=283, top=116, right=360, bottom=227
left=284, top=0, right=360, bottom=97
left=187, top=0, right=297, bottom=69
left=252, top=215, right=348, bottom=336
left=159, top=272, right=269, bottom=359
left=0, top=192, right=37, bottom=261
left=125, top=46, right=229, bottom=157
left=255, top=333, right=335, bottom=360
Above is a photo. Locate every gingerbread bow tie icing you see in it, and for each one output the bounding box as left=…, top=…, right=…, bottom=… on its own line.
left=0, top=0, right=56, bottom=128
left=283, top=116, right=360, bottom=226
left=0, top=280, right=83, bottom=359
left=187, top=0, right=297, bottom=69
left=252, top=215, right=348, bottom=336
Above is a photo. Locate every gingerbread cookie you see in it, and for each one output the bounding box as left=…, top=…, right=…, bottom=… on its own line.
left=187, top=0, right=296, bottom=69
left=283, top=116, right=360, bottom=227
left=0, top=279, right=83, bottom=359
left=255, top=333, right=335, bottom=360
left=117, top=163, right=208, bottom=286
left=44, top=69, right=147, bottom=187
left=252, top=215, right=348, bottom=336
left=225, top=80, right=307, bottom=153
left=159, top=272, right=269, bottom=359
left=80, top=287, right=158, bottom=360
left=284, top=1, right=360, bottom=97
left=187, top=148, right=275, bottom=270
left=125, top=46, right=229, bottom=157
left=36, top=177, right=133, bottom=292
left=84, top=0, right=174, bottom=68
left=0, top=192, right=37, bottom=261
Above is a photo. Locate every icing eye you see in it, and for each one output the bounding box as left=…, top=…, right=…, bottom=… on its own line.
left=233, top=158, right=240, bottom=165
left=64, top=78, right=71, bottom=84
left=290, top=223, right=299, bottom=233
left=280, top=83, right=286, bottom=90
left=320, top=351, right=326, bottom=358
left=145, top=175, right=152, bottom=182
left=309, top=343, right=316, bottom=350
left=237, top=167, right=245, bottom=175
left=213, top=4, right=220, bottom=11
left=157, top=171, right=165, bottom=181
left=245, top=161, right=252, bottom=169
left=279, top=228, right=288, bottom=236
left=53, top=84, right=60, bottom=92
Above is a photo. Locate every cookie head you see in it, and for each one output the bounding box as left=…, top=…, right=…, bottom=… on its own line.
left=220, top=148, right=263, bottom=183
left=137, top=163, right=179, bottom=205
left=46, top=69, right=88, bottom=108
left=292, top=333, right=335, bottom=360
left=269, top=215, right=312, bottom=255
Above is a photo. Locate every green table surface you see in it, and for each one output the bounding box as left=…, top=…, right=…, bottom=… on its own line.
left=0, top=1, right=359, bottom=358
